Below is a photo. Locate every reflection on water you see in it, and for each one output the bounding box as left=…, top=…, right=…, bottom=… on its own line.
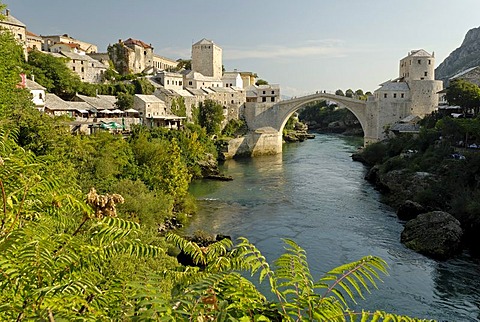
left=186, top=134, right=480, bottom=321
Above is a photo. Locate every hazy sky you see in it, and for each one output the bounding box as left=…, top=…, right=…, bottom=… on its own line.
left=5, top=0, right=480, bottom=96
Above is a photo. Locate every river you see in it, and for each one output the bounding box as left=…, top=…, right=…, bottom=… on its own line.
left=186, top=133, right=480, bottom=321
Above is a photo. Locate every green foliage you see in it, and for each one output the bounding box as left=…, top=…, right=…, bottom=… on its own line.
left=345, top=89, right=354, bottom=98
left=198, top=99, right=225, bottom=135
left=335, top=89, right=345, bottom=96
left=171, top=96, right=187, bottom=117
left=255, top=79, right=269, bottom=85
left=446, top=79, right=480, bottom=115
left=0, top=30, right=31, bottom=118
left=222, top=118, right=248, bottom=138
left=115, top=92, right=134, bottom=110
left=26, top=50, right=82, bottom=100
left=175, top=59, right=191, bottom=71
left=162, top=236, right=430, bottom=321
left=132, top=77, right=155, bottom=94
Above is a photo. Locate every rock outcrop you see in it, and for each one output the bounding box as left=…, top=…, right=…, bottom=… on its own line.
left=396, top=200, right=426, bottom=221
left=401, top=211, right=463, bottom=260
left=436, top=26, right=480, bottom=84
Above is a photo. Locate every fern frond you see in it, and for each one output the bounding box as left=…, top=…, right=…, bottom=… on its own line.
left=315, top=255, right=389, bottom=307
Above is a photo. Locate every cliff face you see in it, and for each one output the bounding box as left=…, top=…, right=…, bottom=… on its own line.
left=435, top=26, right=480, bottom=83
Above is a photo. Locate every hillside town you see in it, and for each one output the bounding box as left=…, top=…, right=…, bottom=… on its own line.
left=0, top=9, right=281, bottom=134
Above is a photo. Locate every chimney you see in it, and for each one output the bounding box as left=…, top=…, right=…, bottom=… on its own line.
left=31, top=74, right=35, bottom=82
left=6, top=9, right=9, bottom=16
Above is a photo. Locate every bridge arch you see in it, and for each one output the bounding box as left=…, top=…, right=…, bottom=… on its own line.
left=246, top=93, right=368, bottom=136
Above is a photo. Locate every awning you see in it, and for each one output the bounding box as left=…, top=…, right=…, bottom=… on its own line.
left=112, top=109, right=124, bottom=113
left=99, top=109, right=112, bottom=113
left=76, top=109, right=89, bottom=114
left=124, top=108, right=139, bottom=113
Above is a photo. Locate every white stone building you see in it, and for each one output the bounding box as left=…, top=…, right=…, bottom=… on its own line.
left=222, top=71, right=243, bottom=88
left=25, top=78, right=46, bottom=112
left=153, top=54, right=178, bottom=72
left=42, top=34, right=97, bottom=53
left=156, top=71, right=184, bottom=91
left=246, top=84, right=281, bottom=103
left=134, top=94, right=184, bottom=129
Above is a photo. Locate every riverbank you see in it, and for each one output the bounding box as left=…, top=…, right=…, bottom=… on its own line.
left=352, top=138, right=480, bottom=259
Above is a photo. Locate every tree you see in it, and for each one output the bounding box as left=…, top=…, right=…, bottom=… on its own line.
left=446, top=79, right=480, bottom=116
left=171, top=96, right=187, bottom=117
left=0, top=25, right=31, bottom=118
left=26, top=50, right=82, bottom=100
left=198, top=99, right=224, bottom=135
left=255, top=79, right=269, bottom=86
left=175, top=59, right=191, bottom=71
left=335, top=89, right=345, bottom=96
left=345, top=88, right=354, bottom=98
left=115, top=92, right=134, bottom=110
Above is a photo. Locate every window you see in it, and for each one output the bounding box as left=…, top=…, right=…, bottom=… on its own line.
left=393, top=93, right=397, bottom=98
left=167, top=80, right=170, bottom=85
left=81, top=67, right=84, bottom=72
left=271, top=97, right=275, bottom=102
left=73, top=67, right=75, bottom=71
left=189, top=81, right=192, bottom=85
left=271, top=91, right=275, bottom=94
left=428, top=60, right=431, bottom=65
left=263, top=91, right=266, bottom=94
left=262, top=97, right=267, bottom=102
left=417, top=59, right=421, bottom=64
left=231, top=100, right=234, bottom=104
left=39, top=93, right=43, bottom=100
left=401, top=93, right=404, bottom=98
left=18, top=34, right=22, bottom=40
left=179, top=81, right=182, bottom=86
left=384, top=93, right=387, bottom=98
left=81, top=61, right=84, bottom=65
left=424, top=72, right=428, bottom=77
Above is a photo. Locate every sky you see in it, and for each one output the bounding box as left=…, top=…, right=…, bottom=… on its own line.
left=5, top=0, right=480, bottom=96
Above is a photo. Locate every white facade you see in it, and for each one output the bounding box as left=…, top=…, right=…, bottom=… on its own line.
left=222, top=72, right=243, bottom=88
left=156, top=71, right=184, bottom=91
left=183, top=71, right=223, bottom=89
left=246, top=84, right=281, bottom=103
left=25, top=78, right=46, bottom=112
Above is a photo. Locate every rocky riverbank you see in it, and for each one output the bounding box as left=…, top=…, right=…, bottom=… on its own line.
left=353, top=150, right=479, bottom=260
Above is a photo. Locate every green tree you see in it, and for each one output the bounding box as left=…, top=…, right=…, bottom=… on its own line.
left=255, top=79, right=269, bottom=86
left=0, top=25, right=31, bottom=118
left=171, top=96, right=187, bottom=117
left=446, top=79, right=480, bottom=116
left=345, top=88, right=354, bottom=98
left=198, top=99, right=224, bottom=135
left=175, top=59, right=191, bottom=71
left=132, top=77, right=155, bottom=94
left=335, top=89, right=345, bottom=96
left=115, top=92, right=134, bottom=110
left=26, top=50, right=82, bottom=100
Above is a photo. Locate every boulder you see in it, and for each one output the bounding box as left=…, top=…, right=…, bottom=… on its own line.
left=401, top=211, right=463, bottom=260
left=397, top=200, right=425, bottom=221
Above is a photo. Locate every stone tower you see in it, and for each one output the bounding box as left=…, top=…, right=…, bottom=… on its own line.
left=191, top=38, right=222, bottom=79
left=399, top=49, right=443, bottom=116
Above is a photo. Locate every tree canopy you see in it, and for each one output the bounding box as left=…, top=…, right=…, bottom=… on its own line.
left=446, top=79, right=480, bottom=115
left=198, top=99, right=224, bottom=135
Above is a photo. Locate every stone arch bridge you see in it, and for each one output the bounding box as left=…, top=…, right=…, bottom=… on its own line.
left=245, top=92, right=368, bottom=136
left=223, top=92, right=381, bottom=157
